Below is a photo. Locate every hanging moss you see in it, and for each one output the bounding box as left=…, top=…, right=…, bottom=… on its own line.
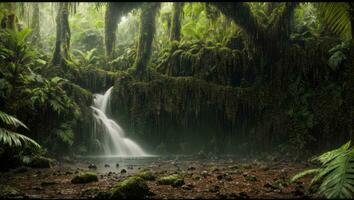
left=156, top=41, right=251, bottom=87
left=110, top=74, right=262, bottom=154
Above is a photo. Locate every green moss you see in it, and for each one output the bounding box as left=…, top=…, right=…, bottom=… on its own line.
left=157, top=174, right=184, bottom=187
left=0, top=185, right=20, bottom=197
left=71, top=172, right=98, bottom=184
left=27, top=156, right=54, bottom=168
left=110, top=176, right=149, bottom=199
left=135, top=169, right=156, bottom=181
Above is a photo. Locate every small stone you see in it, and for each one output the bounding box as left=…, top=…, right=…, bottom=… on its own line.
left=187, top=166, right=196, bottom=171
left=41, top=181, right=57, bottom=186
left=121, top=169, right=127, bottom=174
left=33, top=186, right=43, bottom=191
left=116, top=163, right=120, bottom=168
left=104, top=164, right=110, bottom=168
left=216, top=175, right=223, bottom=180
left=201, top=171, right=209, bottom=178
left=209, top=185, right=220, bottom=193
left=88, top=164, right=97, bottom=170
left=238, top=191, right=249, bottom=199
left=12, top=166, right=29, bottom=174
left=229, top=165, right=239, bottom=170
left=192, top=175, right=201, bottom=180
left=245, top=175, right=257, bottom=182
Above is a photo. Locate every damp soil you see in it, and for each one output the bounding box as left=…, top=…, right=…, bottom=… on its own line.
left=0, top=156, right=318, bottom=199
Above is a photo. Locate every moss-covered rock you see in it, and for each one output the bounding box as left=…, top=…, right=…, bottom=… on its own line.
left=71, top=172, right=98, bottom=184
left=157, top=174, right=184, bottom=187
left=110, top=176, right=149, bottom=199
left=0, top=185, right=21, bottom=197
left=27, top=156, right=54, bottom=168
left=135, top=169, right=156, bottom=181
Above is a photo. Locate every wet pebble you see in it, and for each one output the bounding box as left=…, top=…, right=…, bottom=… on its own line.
left=120, top=169, right=127, bottom=174
left=208, top=185, right=220, bottom=193
left=88, top=164, right=97, bottom=170
left=104, top=164, right=110, bottom=168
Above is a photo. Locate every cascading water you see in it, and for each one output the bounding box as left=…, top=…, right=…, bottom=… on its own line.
left=91, top=86, right=147, bottom=156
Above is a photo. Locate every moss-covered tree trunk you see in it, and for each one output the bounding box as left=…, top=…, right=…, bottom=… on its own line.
left=1, top=3, right=18, bottom=31
left=30, top=3, right=40, bottom=46
left=133, top=3, right=160, bottom=80
left=52, top=3, right=71, bottom=66
left=170, top=2, right=184, bottom=42
left=104, top=3, right=119, bottom=59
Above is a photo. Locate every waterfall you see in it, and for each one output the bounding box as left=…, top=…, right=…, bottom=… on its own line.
left=91, top=86, right=147, bottom=156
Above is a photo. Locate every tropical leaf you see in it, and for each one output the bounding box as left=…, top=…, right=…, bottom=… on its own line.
left=0, top=110, right=28, bottom=129
left=0, top=111, right=40, bottom=148
left=292, top=141, right=354, bottom=198
left=0, top=128, right=40, bottom=148
left=291, top=168, right=321, bottom=183
left=315, top=3, right=352, bottom=40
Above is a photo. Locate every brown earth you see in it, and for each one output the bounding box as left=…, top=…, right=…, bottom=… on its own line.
left=0, top=158, right=318, bottom=199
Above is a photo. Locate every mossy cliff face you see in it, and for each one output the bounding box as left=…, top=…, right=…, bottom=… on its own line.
left=156, top=41, right=253, bottom=87
left=109, top=37, right=351, bottom=157
left=110, top=75, right=263, bottom=154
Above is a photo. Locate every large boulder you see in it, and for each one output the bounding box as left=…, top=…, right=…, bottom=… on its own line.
left=71, top=172, right=98, bottom=184
left=157, top=174, right=184, bottom=187
left=110, top=176, right=149, bottom=199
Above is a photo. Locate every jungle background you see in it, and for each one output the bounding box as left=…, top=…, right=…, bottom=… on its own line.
left=0, top=2, right=353, bottom=199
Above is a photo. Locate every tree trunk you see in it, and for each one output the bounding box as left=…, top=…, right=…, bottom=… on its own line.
left=52, top=3, right=71, bottom=66
left=30, top=3, right=40, bottom=47
left=133, top=3, right=160, bottom=79
left=170, top=2, right=184, bottom=41
left=104, top=3, right=119, bottom=59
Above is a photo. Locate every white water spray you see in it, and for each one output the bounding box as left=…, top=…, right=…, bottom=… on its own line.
left=91, top=87, right=147, bottom=156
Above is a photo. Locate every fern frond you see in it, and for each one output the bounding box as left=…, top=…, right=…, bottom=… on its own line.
left=292, top=141, right=354, bottom=198
left=291, top=168, right=320, bottom=183
left=0, top=128, right=40, bottom=148
left=0, top=111, right=28, bottom=129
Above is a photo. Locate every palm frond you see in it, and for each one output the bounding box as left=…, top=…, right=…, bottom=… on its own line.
left=0, top=110, right=28, bottom=129
left=315, top=2, right=352, bottom=39
left=0, top=128, right=40, bottom=148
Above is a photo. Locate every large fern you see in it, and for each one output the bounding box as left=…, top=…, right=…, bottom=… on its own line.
left=292, top=141, right=354, bottom=198
left=0, top=111, right=40, bottom=148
